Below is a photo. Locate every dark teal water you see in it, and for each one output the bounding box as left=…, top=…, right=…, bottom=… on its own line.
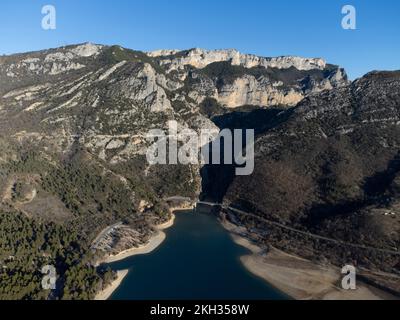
left=107, top=211, right=288, bottom=300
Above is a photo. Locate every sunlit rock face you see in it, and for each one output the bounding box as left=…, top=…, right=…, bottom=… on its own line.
left=0, top=43, right=348, bottom=218
left=148, top=48, right=348, bottom=108
left=202, top=71, right=400, bottom=283
left=148, top=48, right=327, bottom=71
left=0, top=43, right=348, bottom=160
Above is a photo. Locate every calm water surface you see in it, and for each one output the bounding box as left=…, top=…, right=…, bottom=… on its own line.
left=107, top=211, right=288, bottom=300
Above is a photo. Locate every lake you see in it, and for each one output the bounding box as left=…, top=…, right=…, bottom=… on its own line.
left=106, top=210, right=288, bottom=300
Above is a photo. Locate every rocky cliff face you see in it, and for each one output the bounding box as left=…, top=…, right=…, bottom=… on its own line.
left=0, top=44, right=211, bottom=261
left=0, top=44, right=347, bottom=160
left=148, top=48, right=327, bottom=71
left=149, top=48, right=348, bottom=108
left=202, top=71, right=400, bottom=292
left=0, top=43, right=348, bottom=214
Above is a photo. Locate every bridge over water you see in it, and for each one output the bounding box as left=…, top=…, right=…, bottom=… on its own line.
left=194, top=201, right=400, bottom=256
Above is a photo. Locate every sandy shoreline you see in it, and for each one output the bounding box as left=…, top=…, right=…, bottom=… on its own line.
left=93, top=211, right=182, bottom=300
left=94, top=207, right=396, bottom=300
left=102, top=214, right=175, bottom=264
left=94, top=269, right=129, bottom=300
left=221, top=219, right=396, bottom=300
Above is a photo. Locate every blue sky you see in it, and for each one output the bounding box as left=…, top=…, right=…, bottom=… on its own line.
left=0, top=0, right=399, bottom=79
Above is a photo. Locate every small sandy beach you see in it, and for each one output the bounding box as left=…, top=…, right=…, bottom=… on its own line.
left=103, top=231, right=167, bottom=263
left=93, top=212, right=182, bottom=299
left=102, top=214, right=176, bottom=264
left=94, top=269, right=129, bottom=300
left=222, top=219, right=395, bottom=300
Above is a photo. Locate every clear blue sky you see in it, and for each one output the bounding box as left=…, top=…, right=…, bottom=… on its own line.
left=1, top=0, right=399, bottom=79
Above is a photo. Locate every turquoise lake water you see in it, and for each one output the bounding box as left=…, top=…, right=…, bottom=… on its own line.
left=107, top=211, right=288, bottom=300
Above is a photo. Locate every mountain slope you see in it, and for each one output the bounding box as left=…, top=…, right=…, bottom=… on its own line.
left=209, top=71, right=400, bottom=293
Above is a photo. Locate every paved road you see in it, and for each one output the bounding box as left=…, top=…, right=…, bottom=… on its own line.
left=91, top=222, right=122, bottom=249
left=165, top=196, right=193, bottom=202
left=196, top=201, right=400, bottom=256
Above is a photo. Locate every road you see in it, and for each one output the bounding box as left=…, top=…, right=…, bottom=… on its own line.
left=196, top=201, right=400, bottom=256
left=91, top=222, right=123, bottom=249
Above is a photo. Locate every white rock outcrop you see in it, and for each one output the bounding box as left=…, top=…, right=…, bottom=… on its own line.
left=116, top=63, right=172, bottom=112
left=69, top=43, right=103, bottom=57
left=216, top=75, right=304, bottom=107
left=148, top=48, right=326, bottom=72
